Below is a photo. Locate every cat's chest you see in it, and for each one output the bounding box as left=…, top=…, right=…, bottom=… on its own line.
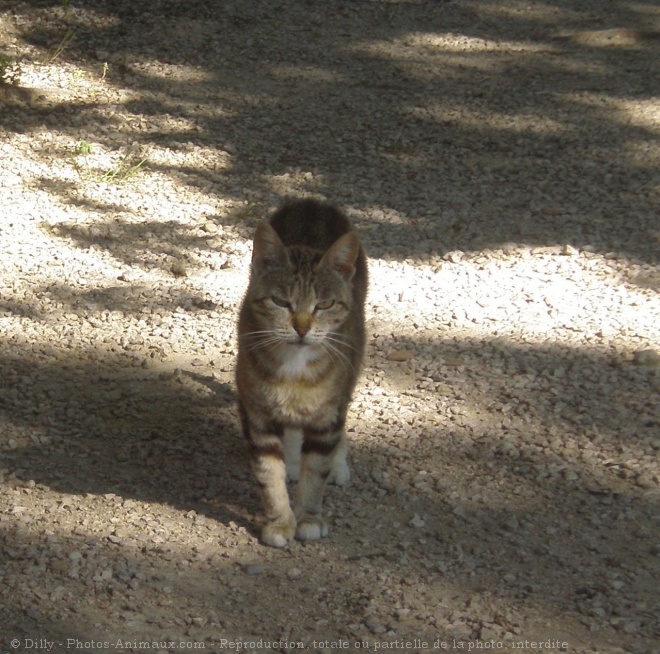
left=268, top=347, right=333, bottom=421
left=278, top=345, right=321, bottom=379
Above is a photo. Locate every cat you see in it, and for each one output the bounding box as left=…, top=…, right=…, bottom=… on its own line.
left=236, top=199, right=367, bottom=547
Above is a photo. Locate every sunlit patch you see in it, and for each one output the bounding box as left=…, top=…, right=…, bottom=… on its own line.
left=362, top=206, right=410, bottom=226
left=348, top=31, right=558, bottom=61
left=563, top=93, right=660, bottom=132
left=146, top=143, right=232, bottom=171
left=134, top=63, right=214, bottom=84
left=558, top=27, right=656, bottom=48
left=366, top=251, right=660, bottom=351
left=264, top=169, right=325, bottom=197
left=399, top=32, right=553, bottom=54
left=400, top=103, right=568, bottom=136
left=9, top=61, right=98, bottom=94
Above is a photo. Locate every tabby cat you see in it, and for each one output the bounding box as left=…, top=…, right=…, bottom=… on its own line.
left=236, top=199, right=367, bottom=547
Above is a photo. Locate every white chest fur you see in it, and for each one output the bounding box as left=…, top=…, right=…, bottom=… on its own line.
left=269, top=345, right=330, bottom=422
left=278, top=345, right=321, bottom=380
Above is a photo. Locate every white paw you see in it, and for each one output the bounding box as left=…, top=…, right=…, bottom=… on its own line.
left=261, top=513, right=296, bottom=548
left=329, top=458, right=350, bottom=487
left=262, top=530, right=289, bottom=548
left=296, top=518, right=328, bottom=541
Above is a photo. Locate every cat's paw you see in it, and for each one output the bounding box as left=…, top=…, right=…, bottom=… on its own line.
left=295, top=517, right=329, bottom=541
left=328, top=459, right=350, bottom=487
left=261, top=513, right=297, bottom=548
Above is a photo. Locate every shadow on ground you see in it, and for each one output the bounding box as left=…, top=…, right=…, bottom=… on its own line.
left=0, top=333, right=657, bottom=645
left=0, top=348, right=251, bottom=526
left=2, top=0, right=659, bottom=265
left=1, top=0, right=658, bottom=649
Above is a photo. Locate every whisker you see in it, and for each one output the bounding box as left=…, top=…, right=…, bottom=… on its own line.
left=240, top=330, right=278, bottom=340
left=246, top=337, right=283, bottom=352
left=324, top=337, right=358, bottom=359
left=322, top=340, right=354, bottom=371
left=326, top=330, right=352, bottom=340
left=326, top=330, right=357, bottom=343
left=239, top=329, right=287, bottom=353
left=325, top=333, right=358, bottom=351
left=240, top=331, right=283, bottom=344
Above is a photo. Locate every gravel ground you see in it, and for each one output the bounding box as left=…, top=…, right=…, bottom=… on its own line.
left=1, top=1, right=659, bottom=653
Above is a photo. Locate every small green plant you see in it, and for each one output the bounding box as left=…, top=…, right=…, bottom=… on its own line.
left=68, top=142, right=149, bottom=185
left=60, top=0, right=74, bottom=21
left=97, top=154, right=148, bottom=184
left=47, top=27, right=76, bottom=63
left=72, top=139, right=93, bottom=155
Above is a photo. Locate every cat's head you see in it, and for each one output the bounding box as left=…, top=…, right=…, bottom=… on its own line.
left=243, top=221, right=360, bottom=351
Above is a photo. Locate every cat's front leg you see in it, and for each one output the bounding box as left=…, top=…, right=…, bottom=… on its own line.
left=242, top=416, right=296, bottom=547
left=295, top=427, right=344, bottom=540
left=252, top=450, right=296, bottom=547
left=328, top=437, right=350, bottom=487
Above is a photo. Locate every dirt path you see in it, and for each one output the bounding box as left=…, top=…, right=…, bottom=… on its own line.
left=0, top=1, right=658, bottom=653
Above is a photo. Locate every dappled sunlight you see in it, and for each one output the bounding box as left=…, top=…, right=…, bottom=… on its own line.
left=565, top=92, right=660, bottom=132
left=12, top=60, right=102, bottom=95
left=345, top=33, right=542, bottom=77
left=147, top=142, right=233, bottom=175
left=262, top=167, right=328, bottom=199
left=460, top=0, right=586, bottom=25
left=379, top=31, right=554, bottom=54
left=1, top=0, right=659, bottom=647
left=367, top=251, right=660, bottom=351
left=560, top=27, right=660, bottom=49
left=135, top=62, right=214, bottom=83
left=401, top=103, right=568, bottom=136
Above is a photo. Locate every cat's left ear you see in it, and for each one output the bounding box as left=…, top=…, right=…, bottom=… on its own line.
left=252, top=221, right=288, bottom=273
left=321, top=231, right=360, bottom=281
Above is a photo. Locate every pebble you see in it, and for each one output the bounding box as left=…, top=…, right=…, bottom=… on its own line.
left=409, top=514, right=426, bottom=529
left=387, top=349, right=414, bottom=362
left=241, top=563, right=264, bottom=576
left=170, top=261, right=188, bottom=277
left=443, top=250, right=464, bottom=263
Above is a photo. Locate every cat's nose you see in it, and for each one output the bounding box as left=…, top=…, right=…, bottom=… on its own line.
left=292, top=312, right=312, bottom=337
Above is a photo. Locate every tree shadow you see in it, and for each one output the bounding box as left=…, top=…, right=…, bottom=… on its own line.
left=2, top=0, right=658, bottom=265
left=0, top=332, right=657, bottom=646
left=381, top=334, right=658, bottom=447
left=1, top=1, right=658, bottom=648
left=0, top=348, right=254, bottom=532
left=340, top=334, right=659, bottom=641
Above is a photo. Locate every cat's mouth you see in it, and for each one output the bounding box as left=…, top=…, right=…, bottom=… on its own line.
left=287, top=335, right=314, bottom=347
left=290, top=339, right=309, bottom=347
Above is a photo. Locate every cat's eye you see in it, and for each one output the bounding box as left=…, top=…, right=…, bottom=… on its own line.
left=271, top=296, right=291, bottom=309
left=314, top=299, right=335, bottom=311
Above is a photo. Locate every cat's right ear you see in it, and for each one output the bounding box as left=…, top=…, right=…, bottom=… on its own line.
left=251, top=222, right=288, bottom=273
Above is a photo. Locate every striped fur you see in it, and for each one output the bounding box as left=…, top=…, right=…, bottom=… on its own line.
left=236, top=200, right=367, bottom=547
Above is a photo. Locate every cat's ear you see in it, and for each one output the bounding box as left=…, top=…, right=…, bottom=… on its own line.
left=321, top=231, right=360, bottom=281
left=252, top=221, right=288, bottom=273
